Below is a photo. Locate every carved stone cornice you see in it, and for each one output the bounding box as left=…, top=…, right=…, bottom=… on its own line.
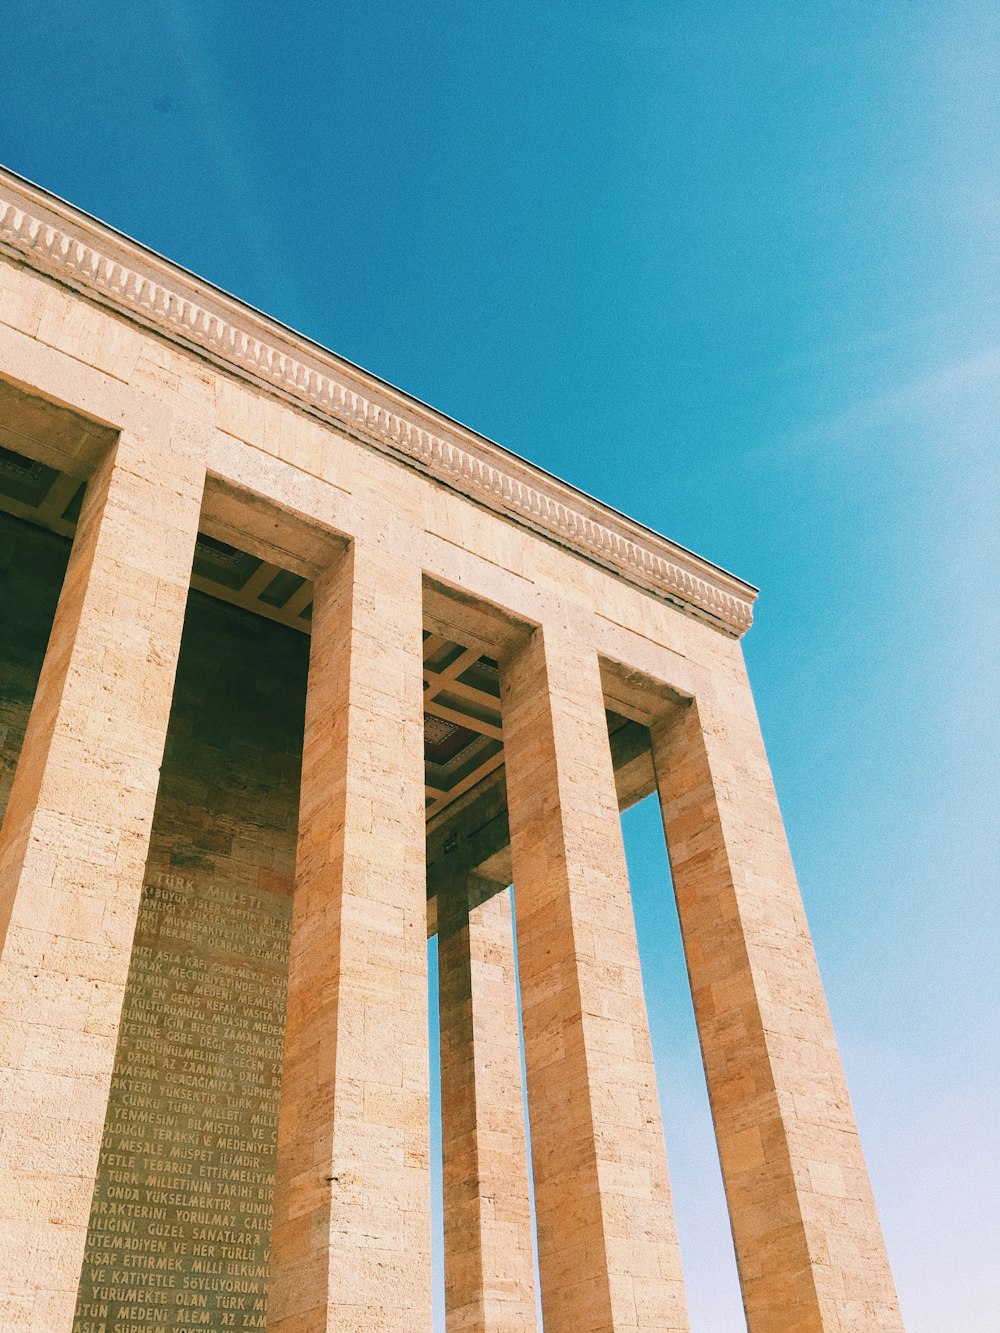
left=0, top=168, right=756, bottom=635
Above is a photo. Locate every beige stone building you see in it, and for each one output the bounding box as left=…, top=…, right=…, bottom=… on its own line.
left=0, top=167, right=903, bottom=1332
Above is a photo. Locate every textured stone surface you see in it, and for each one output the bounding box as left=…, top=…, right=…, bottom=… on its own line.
left=0, top=516, right=70, bottom=821
left=0, top=168, right=756, bottom=637
left=0, top=431, right=205, bottom=1333
left=0, top=170, right=903, bottom=1331
left=438, top=876, right=537, bottom=1332
left=501, top=628, right=689, bottom=1333
left=652, top=690, right=904, bottom=1333
left=267, top=542, right=431, bottom=1333
left=69, top=591, right=308, bottom=1331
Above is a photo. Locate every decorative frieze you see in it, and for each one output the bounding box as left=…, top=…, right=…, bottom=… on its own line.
left=0, top=169, right=756, bottom=635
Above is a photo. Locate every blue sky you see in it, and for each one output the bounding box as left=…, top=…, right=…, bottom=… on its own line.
left=3, top=3, right=997, bottom=1328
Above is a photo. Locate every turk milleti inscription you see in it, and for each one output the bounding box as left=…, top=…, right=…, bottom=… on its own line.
left=74, top=868, right=291, bottom=1333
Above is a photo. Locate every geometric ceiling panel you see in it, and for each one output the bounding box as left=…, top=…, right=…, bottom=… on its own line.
left=0, top=445, right=510, bottom=824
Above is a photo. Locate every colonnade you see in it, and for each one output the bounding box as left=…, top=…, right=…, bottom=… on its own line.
left=0, top=427, right=904, bottom=1333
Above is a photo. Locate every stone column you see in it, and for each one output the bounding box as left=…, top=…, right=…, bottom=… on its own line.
left=500, top=628, right=689, bottom=1333
left=438, top=875, right=537, bottom=1332
left=651, top=684, right=903, bottom=1333
left=0, top=429, right=205, bottom=1333
left=267, top=541, right=431, bottom=1333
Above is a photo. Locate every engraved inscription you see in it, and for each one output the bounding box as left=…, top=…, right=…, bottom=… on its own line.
left=73, top=868, right=291, bottom=1332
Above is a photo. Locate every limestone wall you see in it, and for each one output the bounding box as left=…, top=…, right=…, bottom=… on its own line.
left=0, top=511, right=308, bottom=1331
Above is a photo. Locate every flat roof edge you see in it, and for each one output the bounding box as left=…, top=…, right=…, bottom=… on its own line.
left=0, top=165, right=757, bottom=637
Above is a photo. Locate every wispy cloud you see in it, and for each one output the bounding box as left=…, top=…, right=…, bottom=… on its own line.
left=767, top=345, right=1000, bottom=463
left=154, top=1, right=308, bottom=314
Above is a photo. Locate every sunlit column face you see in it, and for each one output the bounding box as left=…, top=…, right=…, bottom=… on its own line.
left=267, top=540, right=432, bottom=1333
left=0, top=429, right=205, bottom=1333
left=652, top=694, right=904, bottom=1333
left=438, top=877, right=537, bottom=1331
left=501, top=626, right=690, bottom=1333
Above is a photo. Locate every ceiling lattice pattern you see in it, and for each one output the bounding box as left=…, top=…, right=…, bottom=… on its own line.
left=0, top=446, right=509, bottom=822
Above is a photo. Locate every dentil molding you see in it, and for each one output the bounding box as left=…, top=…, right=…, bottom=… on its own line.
left=0, top=169, right=755, bottom=636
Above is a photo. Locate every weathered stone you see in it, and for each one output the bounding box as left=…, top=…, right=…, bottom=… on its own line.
left=0, top=430, right=205, bottom=1332
left=439, top=875, right=537, bottom=1332
left=0, top=164, right=903, bottom=1333
left=652, top=693, right=904, bottom=1332
left=267, top=542, right=431, bottom=1333
left=501, top=628, right=689, bottom=1333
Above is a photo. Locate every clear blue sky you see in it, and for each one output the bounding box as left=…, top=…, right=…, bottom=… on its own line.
left=3, top=3, right=997, bottom=1329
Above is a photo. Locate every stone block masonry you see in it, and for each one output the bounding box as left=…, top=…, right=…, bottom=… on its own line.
left=438, top=876, right=537, bottom=1331
left=0, top=430, right=205, bottom=1332
left=1, top=514, right=312, bottom=1331
left=652, top=696, right=904, bottom=1332
left=71, top=590, right=309, bottom=1333
left=267, top=543, right=432, bottom=1333
left=0, top=165, right=904, bottom=1332
left=501, top=628, right=689, bottom=1333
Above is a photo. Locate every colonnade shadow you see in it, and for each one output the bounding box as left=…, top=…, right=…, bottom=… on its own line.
left=0, top=365, right=902, bottom=1333
left=0, top=418, right=686, bottom=1332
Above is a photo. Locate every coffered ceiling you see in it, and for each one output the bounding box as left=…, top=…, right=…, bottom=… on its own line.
left=0, top=443, right=522, bottom=823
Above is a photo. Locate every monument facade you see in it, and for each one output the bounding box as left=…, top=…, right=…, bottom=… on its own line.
left=0, top=167, right=903, bottom=1332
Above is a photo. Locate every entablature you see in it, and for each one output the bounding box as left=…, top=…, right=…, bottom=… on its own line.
left=0, top=167, right=757, bottom=638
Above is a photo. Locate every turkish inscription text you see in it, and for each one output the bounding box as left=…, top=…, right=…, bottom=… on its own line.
left=73, top=868, right=290, bottom=1333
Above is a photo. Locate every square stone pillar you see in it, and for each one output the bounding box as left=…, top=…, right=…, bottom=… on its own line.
left=438, top=875, right=537, bottom=1332
left=267, top=541, right=431, bottom=1333
left=500, top=628, right=689, bottom=1333
left=651, top=684, right=903, bottom=1333
left=0, top=429, right=205, bottom=1333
